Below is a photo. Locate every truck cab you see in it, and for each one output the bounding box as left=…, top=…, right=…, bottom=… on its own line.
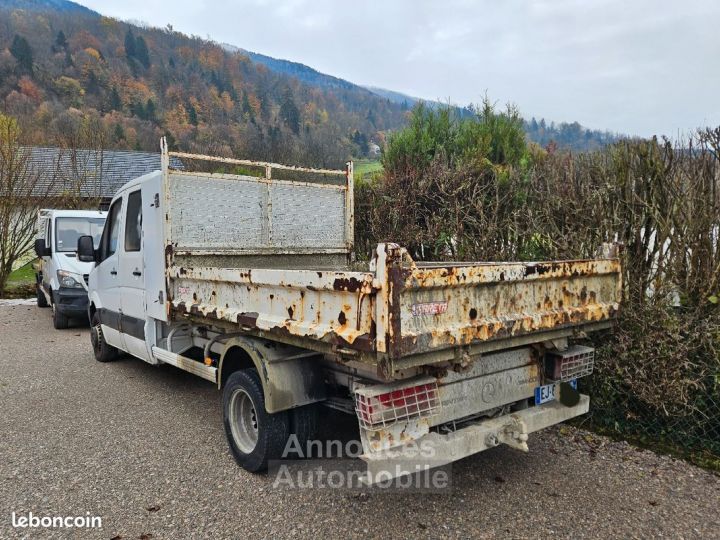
left=34, top=209, right=106, bottom=329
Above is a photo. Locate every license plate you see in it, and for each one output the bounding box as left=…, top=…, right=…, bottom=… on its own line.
left=535, top=380, right=577, bottom=405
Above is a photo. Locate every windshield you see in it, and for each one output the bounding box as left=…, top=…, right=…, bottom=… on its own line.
left=55, top=217, right=106, bottom=253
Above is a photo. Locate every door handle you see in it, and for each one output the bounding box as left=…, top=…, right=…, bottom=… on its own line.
left=132, top=270, right=142, bottom=277
left=110, top=269, right=117, bottom=276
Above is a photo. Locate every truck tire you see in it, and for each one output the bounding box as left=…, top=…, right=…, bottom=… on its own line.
left=51, top=298, right=69, bottom=329
left=90, top=311, right=118, bottom=362
left=223, top=369, right=290, bottom=472
left=290, top=403, right=320, bottom=456
left=36, top=284, right=48, bottom=308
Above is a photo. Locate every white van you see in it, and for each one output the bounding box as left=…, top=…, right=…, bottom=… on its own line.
left=34, top=209, right=106, bottom=329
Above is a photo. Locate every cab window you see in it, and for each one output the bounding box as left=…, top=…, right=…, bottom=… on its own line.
left=100, top=198, right=123, bottom=262
left=55, top=217, right=106, bottom=252
left=124, top=191, right=142, bottom=252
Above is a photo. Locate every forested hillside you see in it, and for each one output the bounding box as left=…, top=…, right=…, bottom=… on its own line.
left=0, top=0, right=406, bottom=167
left=0, top=0, right=621, bottom=166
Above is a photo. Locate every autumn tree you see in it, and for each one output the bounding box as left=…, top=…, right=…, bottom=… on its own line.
left=0, top=114, right=56, bottom=296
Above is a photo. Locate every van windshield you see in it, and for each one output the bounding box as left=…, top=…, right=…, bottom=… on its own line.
left=55, top=217, right=106, bottom=253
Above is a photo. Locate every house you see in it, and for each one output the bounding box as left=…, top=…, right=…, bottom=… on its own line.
left=23, top=146, right=183, bottom=202
left=368, top=142, right=381, bottom=158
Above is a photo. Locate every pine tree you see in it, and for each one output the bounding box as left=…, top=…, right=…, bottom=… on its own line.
left=113, top=123, right=125, bottom=142
left=124, top=29, right=136, bottom=59
left=135, top=36, right=150, bottom=68
left=279, top=88, right=300, bottom=135
left=109, top=87, right=122, bottom=111
left=10, top=35, right=33, bottom=76
left=145, top=98, right=156, bottom=121
left=55, top=30, right=67, bottom=50
left=241, top=91, right=254, bottom=122
left=187, top=103, right=198, bottom=126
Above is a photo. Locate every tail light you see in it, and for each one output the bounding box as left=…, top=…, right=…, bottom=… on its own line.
left=545, top=345, right=594, bottom=382
left=355, top=378, right=440, bottom=431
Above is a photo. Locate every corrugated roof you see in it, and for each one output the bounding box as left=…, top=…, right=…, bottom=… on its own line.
left=20, top=146, right=183, bottom=197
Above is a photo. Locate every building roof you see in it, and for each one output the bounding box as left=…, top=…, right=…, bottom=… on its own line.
left=23, top=146, right=183, bottom=198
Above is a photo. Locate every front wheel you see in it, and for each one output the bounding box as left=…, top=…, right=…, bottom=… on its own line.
left=223, top=369, right=290, bottom=472
left=36, top=283, right=48, bottom=308
left=90, top=311, right=118, bottom=362
left=52, top=299, right=69, bottom=329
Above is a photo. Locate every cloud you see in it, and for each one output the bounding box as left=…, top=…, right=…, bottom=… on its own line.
left=79, top=0, right=720, bottom=136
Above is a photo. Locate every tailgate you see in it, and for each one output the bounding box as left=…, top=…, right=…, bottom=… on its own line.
left=374, top=244, right=622, bottom=363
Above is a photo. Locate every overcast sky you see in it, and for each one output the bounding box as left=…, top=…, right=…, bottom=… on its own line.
left=78, top=0, right=720, bottom=137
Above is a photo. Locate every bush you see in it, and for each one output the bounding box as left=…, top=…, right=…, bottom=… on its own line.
left=356, top=108, right=720, bottom=466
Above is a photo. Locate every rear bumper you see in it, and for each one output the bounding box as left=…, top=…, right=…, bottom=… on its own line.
left=54, top=287, right=89, bottom=317
left=362, top=395, right=589, bottom=480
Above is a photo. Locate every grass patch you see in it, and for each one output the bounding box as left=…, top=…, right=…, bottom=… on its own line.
left=7, top=261, right=36, bottom=286
left=2, top=259, right=37, bottom=299
left=354, top=159, right=383, bottom=181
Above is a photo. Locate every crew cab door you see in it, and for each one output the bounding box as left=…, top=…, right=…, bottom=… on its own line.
left=118, top=189, right=150, bottom=361
left=94, top=195, right=124, bottom=349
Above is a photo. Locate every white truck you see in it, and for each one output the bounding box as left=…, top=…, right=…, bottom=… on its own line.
left=34, top=209, right=106, bottom=329
left=77, top=140, right=621, bottom=479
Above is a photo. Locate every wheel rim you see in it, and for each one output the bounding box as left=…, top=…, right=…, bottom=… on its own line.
left=228, top=388, right=259, bottom=454
left=91, top=323, right=101, bottom=354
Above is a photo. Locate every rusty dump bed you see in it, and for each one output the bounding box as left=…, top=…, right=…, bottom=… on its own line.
left=161, top=149, right=622, bottom=376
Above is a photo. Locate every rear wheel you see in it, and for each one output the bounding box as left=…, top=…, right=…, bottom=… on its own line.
left=51, top=297, right=69, bottom=329
left=90, top=311, right=118, bottom=362
left=36, top=283, right=48, bottom=308
left=290, top=403, right=320, bottom=456
left=223, top=369, right=290, bottom=472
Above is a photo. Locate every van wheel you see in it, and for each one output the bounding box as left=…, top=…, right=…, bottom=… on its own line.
left=91, top=311, right=118, bottom=362
left=223, top=369, right=290, bottom=472
left=36, top=284, right=48, bottom=308
left=52, top=299, right=69, bottom=329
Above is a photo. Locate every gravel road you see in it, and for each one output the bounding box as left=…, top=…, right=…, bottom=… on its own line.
left=0, top=303, right=718, bottom=539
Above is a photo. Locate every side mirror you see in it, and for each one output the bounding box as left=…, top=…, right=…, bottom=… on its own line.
left=34, top=238, right=51, bottom=257
left=77, top=235, right=97, bottom=263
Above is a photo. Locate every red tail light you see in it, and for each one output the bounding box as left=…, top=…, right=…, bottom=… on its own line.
left=355, top=380, right=440, bottom=431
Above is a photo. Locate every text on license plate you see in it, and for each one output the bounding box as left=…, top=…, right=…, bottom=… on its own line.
left=535, top=380, right=577, bottom=405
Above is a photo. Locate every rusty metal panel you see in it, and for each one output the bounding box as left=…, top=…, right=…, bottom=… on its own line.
left=395, top=257, right=622, bottom=357
left=169, top=266, right=378, bottom=351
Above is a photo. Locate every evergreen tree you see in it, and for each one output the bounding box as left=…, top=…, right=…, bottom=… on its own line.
left=113, top=123, right=125, bottom=142
left=55, top=30, right=67, bottom=50
left=124, top=29, right=136, bottom=58
left=135, top=35, right=150, bottom=68
left=110, top=86, right=122, bottom=111
left=131, top=101, right=146, bottom=119
left=145, top=98, right=156, bottom=121
left=187, top=103, right=198, bottom=126
left=10, top=35, right=33, bottom=75
left=279, top=88, right=300, bottom=135
left=241, top=91, right=254, bottom=122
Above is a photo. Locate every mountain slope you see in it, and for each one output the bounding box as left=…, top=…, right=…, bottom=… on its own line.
left=1, top=0, right=96, bottom=15
left=0, top=0, right=406, bottom=167
left=0, top=0, right=619, bottom=162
